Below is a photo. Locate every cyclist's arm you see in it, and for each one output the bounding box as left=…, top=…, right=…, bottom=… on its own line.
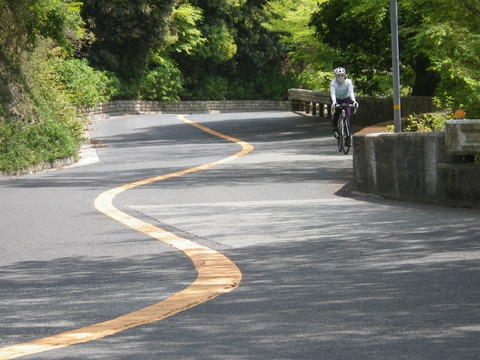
left=347, top=79, right=356, bottom=102
left=330, top=80, right=337, bottom=104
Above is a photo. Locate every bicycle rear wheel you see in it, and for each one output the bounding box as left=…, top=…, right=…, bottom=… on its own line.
left=342, top=116, right=351, bottom=154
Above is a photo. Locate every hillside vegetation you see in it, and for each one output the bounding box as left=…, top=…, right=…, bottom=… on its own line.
left=1, top=0, right=479, bottom=173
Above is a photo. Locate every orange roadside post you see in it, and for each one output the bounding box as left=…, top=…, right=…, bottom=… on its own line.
left=455, top=109, right=466, bottom=119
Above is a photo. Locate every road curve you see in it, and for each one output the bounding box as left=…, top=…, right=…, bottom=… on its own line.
left=0, top=115, right=252, bottom=359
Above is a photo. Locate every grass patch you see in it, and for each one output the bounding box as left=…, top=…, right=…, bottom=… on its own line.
left=0, top=117, right=82, bottom=174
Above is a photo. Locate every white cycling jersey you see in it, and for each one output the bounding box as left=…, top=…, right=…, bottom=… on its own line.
left=330, top=78, right=356, bottom=103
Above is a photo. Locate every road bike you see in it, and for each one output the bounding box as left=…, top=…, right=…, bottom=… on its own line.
left=334, top=103, right=357, bottom=155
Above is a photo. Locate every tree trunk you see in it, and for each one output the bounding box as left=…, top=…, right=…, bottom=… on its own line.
left=411, top=55, right=440, bottom=96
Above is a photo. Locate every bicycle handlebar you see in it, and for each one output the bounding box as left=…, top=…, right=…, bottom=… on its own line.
left=333, top=103, right=358, bottom=113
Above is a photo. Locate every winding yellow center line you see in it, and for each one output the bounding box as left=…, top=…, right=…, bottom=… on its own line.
left=0, top=115, right=253, bottom=359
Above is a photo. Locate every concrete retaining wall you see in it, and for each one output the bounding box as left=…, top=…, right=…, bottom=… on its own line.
left=353, top=132, right=480, bottom=208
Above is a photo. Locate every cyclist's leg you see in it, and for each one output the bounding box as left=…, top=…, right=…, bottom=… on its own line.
left=342, top=99, right=353, bottom=139
left=344, top=117, right=351, bottom=146
left=344, top=100, right=353, bottom=118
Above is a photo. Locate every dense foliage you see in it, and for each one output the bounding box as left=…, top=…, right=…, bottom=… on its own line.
left=80, top=0, right=176, bottom=80
left=308, top=0, right=480, bottom=115
left=0, top=0, right=479, bottom=172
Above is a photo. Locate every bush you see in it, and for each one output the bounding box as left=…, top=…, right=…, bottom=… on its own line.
left=137, top=56, right=183, bottom=101
left=403, top=113, right=451, bottom=132
left=0, top=117, right=80, bottom=173
left=435, top=81, right=480, bottom=120
left=386, top=112, right=452, bottom=133
left=53, top=58, right=119, bottom=108
left=0, top=41, right=87, bottom=173
left=187, top=75, right=229, bottom=100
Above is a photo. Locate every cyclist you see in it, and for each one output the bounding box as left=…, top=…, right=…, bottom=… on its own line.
left=330, top=67, right=358, bottom=138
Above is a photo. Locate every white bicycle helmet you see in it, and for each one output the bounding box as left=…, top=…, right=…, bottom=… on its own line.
left=333, top=67, right=346, bottom=75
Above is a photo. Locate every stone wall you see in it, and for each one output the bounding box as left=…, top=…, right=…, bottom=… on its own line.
left=81, top=100, right=291, bottom=120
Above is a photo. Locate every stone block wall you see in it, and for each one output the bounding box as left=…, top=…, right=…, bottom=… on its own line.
left=81, top=100, right=291, bottom=120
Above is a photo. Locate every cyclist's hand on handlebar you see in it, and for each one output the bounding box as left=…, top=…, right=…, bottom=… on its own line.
left=332, top=102, right=338, bottom=108
left=353, top=101, right=359, bottom=109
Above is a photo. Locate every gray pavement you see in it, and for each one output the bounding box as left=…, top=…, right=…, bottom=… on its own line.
left=1, top=112, right=479, bottom=359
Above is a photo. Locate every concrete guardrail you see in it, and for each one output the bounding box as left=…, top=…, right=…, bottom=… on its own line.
left=287, top=88, right=332, bottom=117
left=353, top=128, right=480, bottom=209
left=287, top=88, right=434, bottom=127
left=445, top=119, right=480, bottom=155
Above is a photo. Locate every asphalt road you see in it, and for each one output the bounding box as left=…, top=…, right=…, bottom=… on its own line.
left=0, top=112, right=479, bottom=359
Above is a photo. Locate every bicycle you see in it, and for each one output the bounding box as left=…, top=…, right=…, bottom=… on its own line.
left=334, top=103, right=357, bottom=155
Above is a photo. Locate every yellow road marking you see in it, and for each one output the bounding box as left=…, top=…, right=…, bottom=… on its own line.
left=0, top=115, right=253, bottom=359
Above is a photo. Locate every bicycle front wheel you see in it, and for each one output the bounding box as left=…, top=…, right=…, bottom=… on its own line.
left=337, top=116, right=344, bottom=152
left=342, top=116, right=351, bottom=154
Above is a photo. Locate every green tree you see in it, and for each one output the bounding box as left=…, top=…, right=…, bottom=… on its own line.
left=170, top=0, right=241, bottom=99
left=0, top=0, right=84, bottom=60
left=80, top=0, right=176, bottom=80
left=403, top=0, right=480, bottom=115
left=226, top=0, right=295, bottom=99
left=263, top=0, right=334, bottom=90
left=163, top=3, right=206, bottom=56
left=172, top=0, right=292, bottom=100
left=136, top=2, right=205, bottom=101
left=0, top=1, right=116, bottom=172
left=0, top=0, right=87, bottom=121
left=309, top=0, right=480, bottom=116
left=309, top=0, right=397, bottom=95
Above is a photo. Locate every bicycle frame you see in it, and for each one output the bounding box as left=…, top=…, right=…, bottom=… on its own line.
left=334, top=103, right=357, bottom=155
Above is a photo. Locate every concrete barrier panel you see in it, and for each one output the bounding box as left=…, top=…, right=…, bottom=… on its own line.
left=438, top=163, right=480, bottom=208
left=445, top=119, right=480, bottom=155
